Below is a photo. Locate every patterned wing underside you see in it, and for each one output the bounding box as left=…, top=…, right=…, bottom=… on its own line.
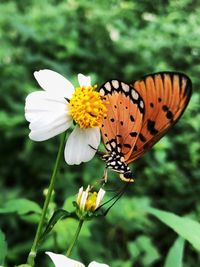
left=127, top=72, right=192, bottom=163
left=100, top=80, right=144, bottom=161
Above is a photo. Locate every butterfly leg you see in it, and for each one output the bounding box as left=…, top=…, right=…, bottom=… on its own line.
left=102, top=168, right=108, bottom=184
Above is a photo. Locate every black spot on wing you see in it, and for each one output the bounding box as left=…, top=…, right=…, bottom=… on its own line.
left=130, top=132, right=137, bottom=137
left=139, top=133, right=147, bottom=142
left=124, top=144, right=132, bottom=148
left=166, top=111, right=173, bottom=120
left=130, top=115, right=135, bottom=122
left=162, top=105, right=174, bottom=121
left=162, top=105, right=168, bottom=111
left=147, top=119, right=158, bottom=135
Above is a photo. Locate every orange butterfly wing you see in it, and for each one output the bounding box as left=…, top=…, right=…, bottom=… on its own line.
left=100, top=80, right=144, bottom=161
left=127, top=72, right=192, bottom=164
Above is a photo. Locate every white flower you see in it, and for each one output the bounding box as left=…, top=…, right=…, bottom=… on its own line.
left=76, top=186, right=106, bottom=212
left=46, top=252, right=109, bottom=267
left=25, top=69, right=107, bottom=165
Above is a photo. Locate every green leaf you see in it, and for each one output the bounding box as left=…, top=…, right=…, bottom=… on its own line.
left=164, top=237, right=185, bottom=267
left=0, top=198, right=42, bottom=215
left=39, top=209, right=74, bottom=244
left=20, top=213, right=41, bottom=224
left=128, top=235, right=160, bottom=266
left=148, top=208, right=200, bottom=251
left=0, top=229, right=7, bottom=265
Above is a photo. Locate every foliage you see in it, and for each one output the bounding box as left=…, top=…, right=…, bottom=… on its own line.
left=164, top=237, right=185, bottom=267
left=147, top=207, right=200, bottom=252
left=0, top=0, right=200, bottom=266
left=0, top=229, right=7, bottom=266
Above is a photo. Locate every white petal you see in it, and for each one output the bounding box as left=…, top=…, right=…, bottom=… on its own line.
left=95, top=188, right=106, bottom=209
left=29, top=113, right=72, bottom=141
left=25, top=91, right=72, bottom=141
left=78, top=73, right=91, bottom=87
left=79, top=191, right=88, bottom=211
left=46, top=252, right=85, bottom=267
left=64, top=126, right=100, bottom=165
left=34, top=69, right=75, bottom=98
left=88, top=261, right=110, bottom=267
left=25, top=91, right=69, bottom=123
left=76, top=186, right=83, bottom=205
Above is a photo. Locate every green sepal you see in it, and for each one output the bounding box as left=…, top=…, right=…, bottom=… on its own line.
left=73, top=200, right=105, bottom=221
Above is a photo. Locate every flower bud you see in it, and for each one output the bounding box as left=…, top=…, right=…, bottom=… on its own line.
left=76, top=186, right=105, bottom=218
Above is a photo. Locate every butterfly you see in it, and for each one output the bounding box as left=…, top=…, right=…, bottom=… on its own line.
left=99, top=72, right=192, bottom=182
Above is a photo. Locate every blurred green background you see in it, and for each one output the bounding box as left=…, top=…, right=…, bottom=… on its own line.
left=0, top=0, right=200, bottom=266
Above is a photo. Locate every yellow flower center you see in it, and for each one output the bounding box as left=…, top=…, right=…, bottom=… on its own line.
left=68, top=85, right=107, bottom=128
left=85, top=192, right=98, bottom=211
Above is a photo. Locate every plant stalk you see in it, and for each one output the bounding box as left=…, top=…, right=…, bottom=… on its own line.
left=27, top=132, right=66, bottom=266
left=66, top=219, right=84, bottom=257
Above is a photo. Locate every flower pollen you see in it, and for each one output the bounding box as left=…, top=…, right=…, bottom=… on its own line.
left=85, top=192, right=98, bottom=211
left=69, top=85, right=107, bottom=128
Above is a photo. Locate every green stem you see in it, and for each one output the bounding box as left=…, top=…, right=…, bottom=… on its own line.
left=66, top=219, right=84, bottom=257
left=27, top=132, right=66, bottom=266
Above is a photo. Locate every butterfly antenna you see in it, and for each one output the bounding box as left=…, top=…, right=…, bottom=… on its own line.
left=95, top=180, right=131, bottom=216
left=103, top=182, right=129, bottom=216
left=89, top=144, right=104, bottom=157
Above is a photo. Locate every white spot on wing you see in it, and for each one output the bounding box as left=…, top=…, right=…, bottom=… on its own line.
left=104, top=82, right=111, bottom=91
left=112, top=80, right=119, bottom=89
left=131, top=89, right=139, bottom=100
left=121, top=82, right=129, bottom=92
left=99, top=88, right=105, bottom=96
left=111, top=141, right=116, bottom=148
left=120, top=156, right=125, bottom=162
left=140, top=100, right=144, bottom=109
left=117, top=146, right=121, bottom=153
left=106, top=143, right=111, bottom=151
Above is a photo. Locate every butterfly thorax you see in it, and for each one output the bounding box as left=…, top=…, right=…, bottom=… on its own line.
left=102, top=151, right=133, bottom=181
